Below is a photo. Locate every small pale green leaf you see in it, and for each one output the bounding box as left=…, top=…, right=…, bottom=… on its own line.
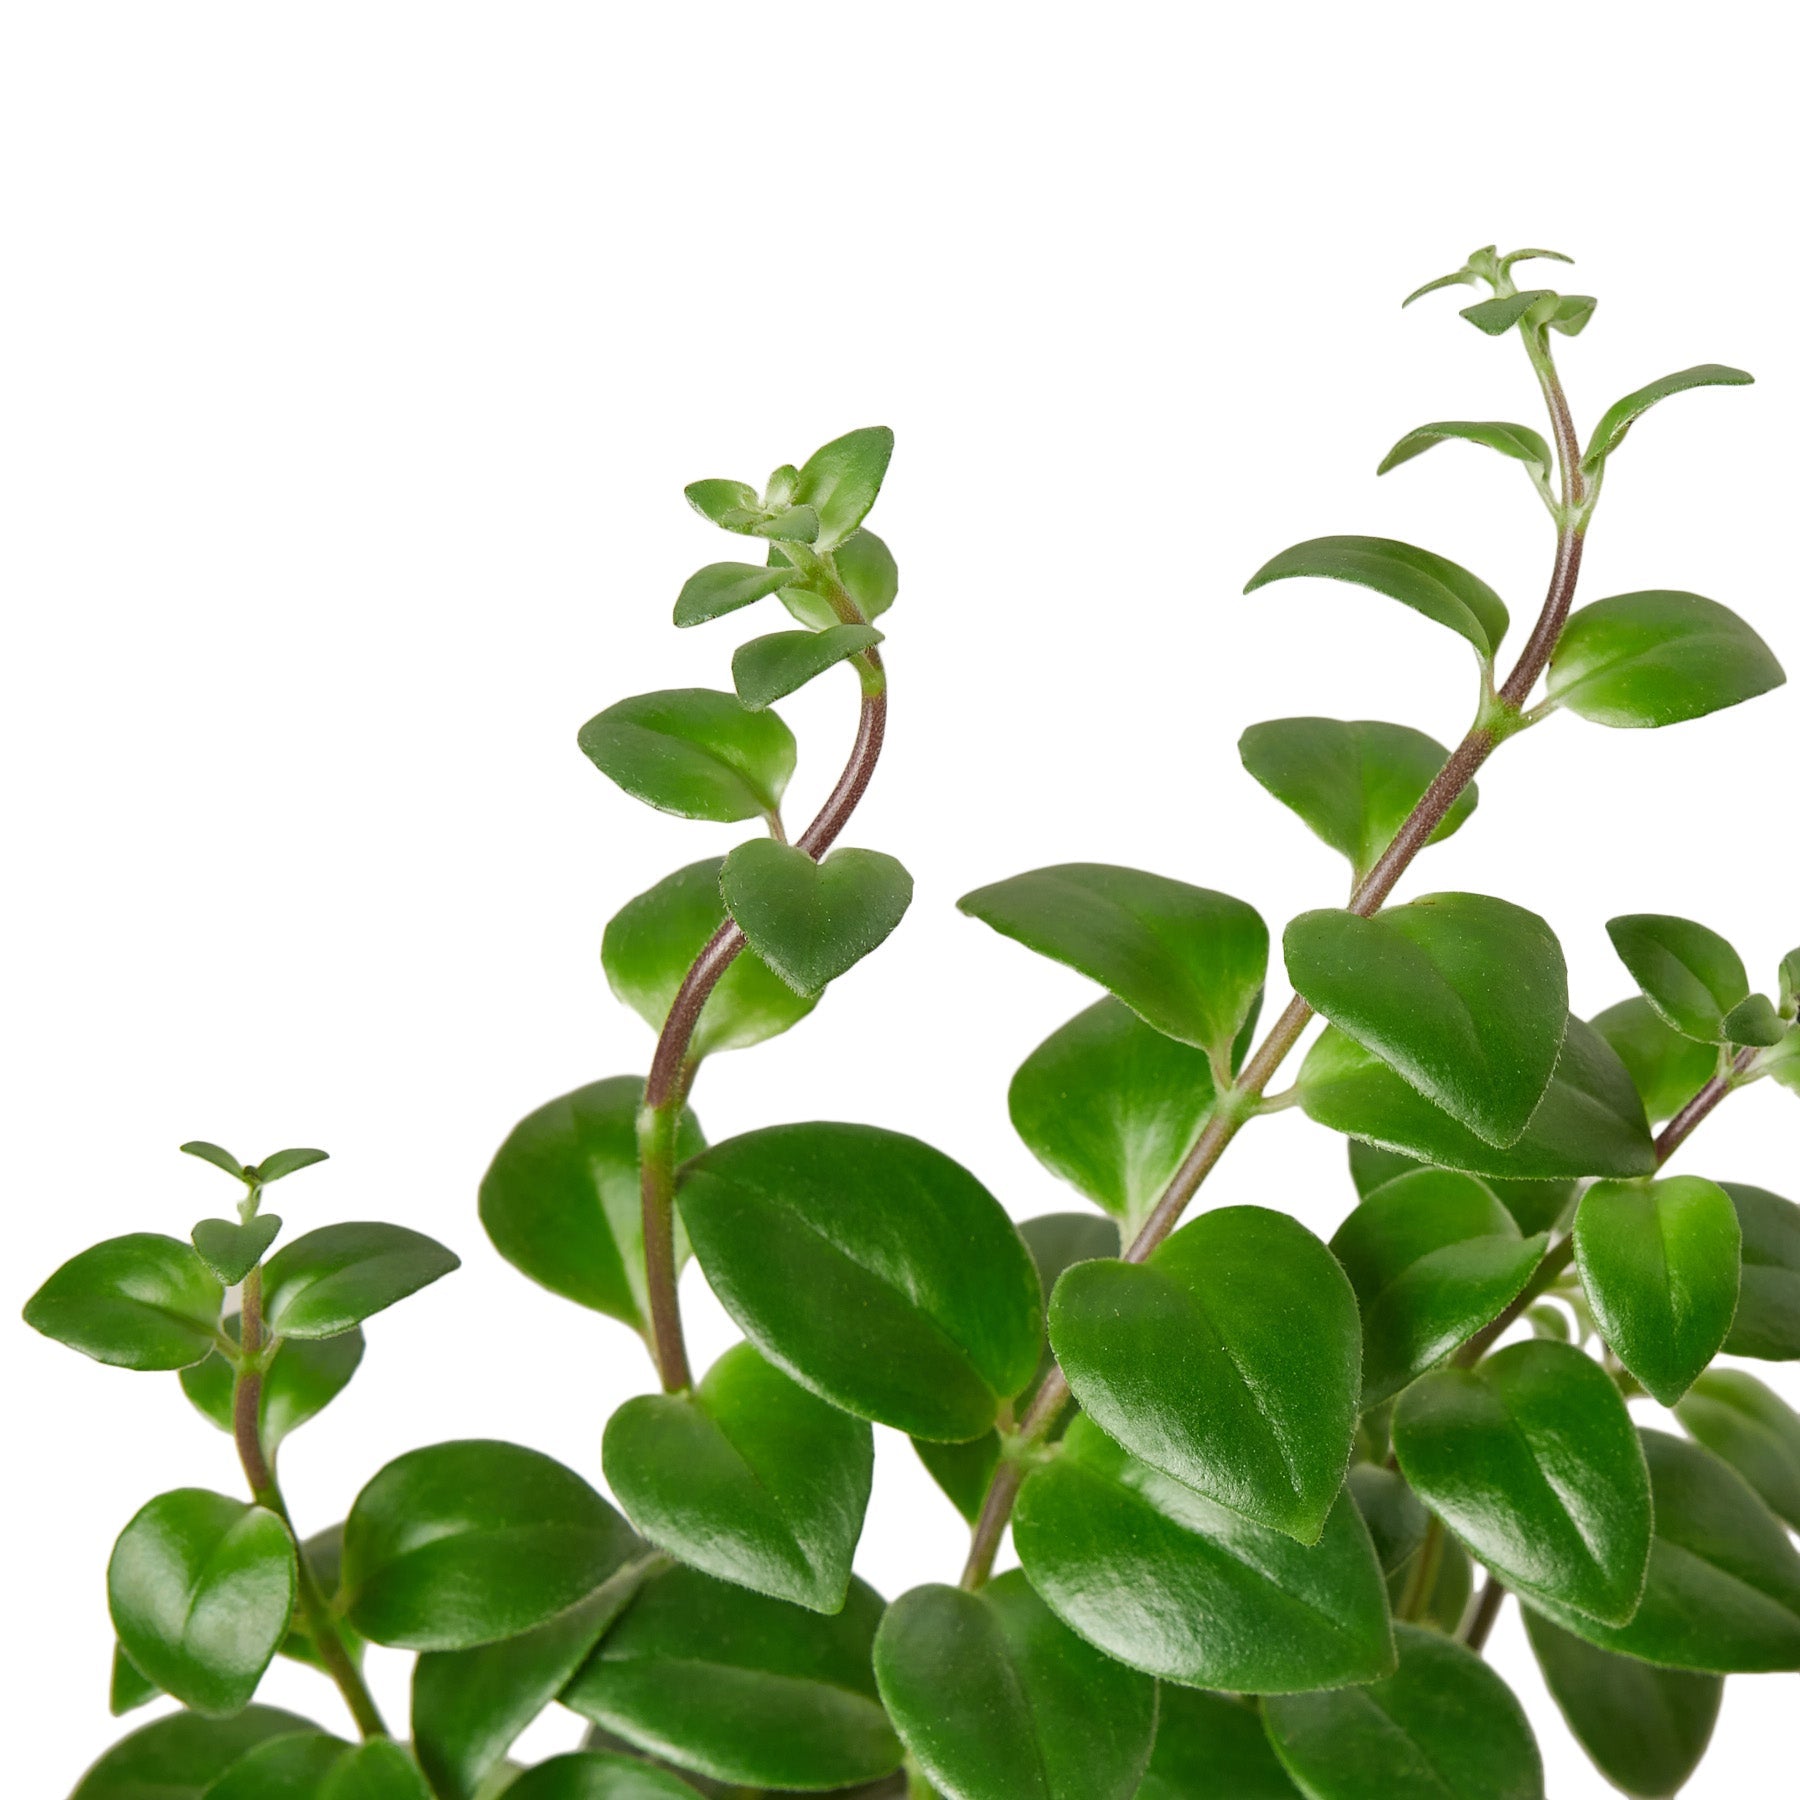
left=1723, top=992, right=1785, bottom=1046
left=732, top=624, right=882, bottom=711
left=261, top=1221, right=459, bottom=1340
left=502, top=1754, right=704, bottom=1798
left=793, top=427, right=893, bottom=550
left=1377, top=421, right=1552, bottom=483
left=1136, top=1689, right=1303, bottom=1800
left=1583, top=364, right=1755, bottom=470
left=69, top=1708, right=321, bottom=1800
left=181, top=1317, right=364, bottom=1452
left=250, top=1148, right=329, bottom=1184
left=180, top=1141, right=247, bottom=1181
left=684, top=479, right=761, bottom=526
left=109, top=1642, right=159, bottom=1716
left=1675, top=1369, right=1800, bottom=1529
left=1607, top=913, right=1749, bottom=1043
left=1548, top=294, right=1597, bottom=336
left=674, top=563, right=793, bottom=629
left=578, top=690, right=796, bottom=823
left=190, top=1215, right=282, bottom=1286
left=24, top=1233, right=223, bottom=1370
left=1402, top=266, right=1479, bottom=307
left=1591, top=995, right=1718, bottom=1123
left=1460, top=290, right=1554, bottom=334
left=1722, top=1183, right=1800, bottom=1359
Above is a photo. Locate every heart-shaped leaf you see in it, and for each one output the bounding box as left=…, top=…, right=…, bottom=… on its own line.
left=262, top=1221, right=459, bottom=1340
left=1723, top=1182, right=1800, bottom=1359
left=1606, top=913, right=1749, bottom=1043
left=1392, top=1341, right=1652, bottom=1626
left=1675, top=1369, right=1800, bottom=1530
left=69, top=1707, right=321, bottom=1800
left=1050, top=1205, right=1360, bottom=1542
left=1285, top=893, right=1569, bottom=1147
left=1377, top=419, right=1553, bottom=484
left=1013, top=1417, right=1394, bottom=1691
left=769, top=528, right=900, bottom=631
left=501, top=1753, right=706, bottom=1798
left=678, top=1123, right=1040, bottom=1441
left=719, top=841, right=913, bottom=997
left=108, top=1488, right=296, bottom=1716
left=1239, top=718, right=1477, bottom=883
left=1264, top=1624, right=1544, bottom=1800
left=1723, top=992, right=1786, bottom=1046
left=563, top=1564, right=902, bottom=1791
left=604, top=1342, right=874, bottom=1613
left=1582, top=364, right=1755, bottom=470
left=872, top=1573, right=1157, bottom=1800
left=1523, top=1430, right=1800, bottom=1672
left=959, top=864, right=1267, bottom=1060
left=25, top=1233, right=223, bottom=1370
left=792, top=427, right=894, bottom=550
left=732, top=624, right=883, bottom=710
left=181, top=1318, right=364, bottom=1452
left=1522, top=1607, right=1720, bottom=1800
left=578, top=689, right=797, bottom=824
left=1135, top=1688, right=1304, bottom=1800
left=1548, top=592, right=1785, bottom=729
left=674, top=562, right=794, bottom=629
left=343, top=1439, right=640, bottom=1650
left=1574, top=1176, right=1741, bottom=1405
left=604, top=858, right=818, bottom=1057
left=480, top=1077, right=704, bottom=1332
left=1330, top=1168, right=1547, bottom=1405
left=190, top=1214, right=282, bottom=1285
left=1298, top=1017, right=1656, bottom=1180
left=1591, top=996, right=1718, bottom=1123
left=1244, top=535, right=1509, bottom=660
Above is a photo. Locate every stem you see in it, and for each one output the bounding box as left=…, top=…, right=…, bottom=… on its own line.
left=1397, top=1516, right=1445, bottom=1623
left=1461, top=1574, right=1508, bottom=1651
left=232, top=1268, right=389, bottom=1739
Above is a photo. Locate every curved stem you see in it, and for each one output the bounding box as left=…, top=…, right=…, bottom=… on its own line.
left=1461, top=1574, right=1508, bottom=1651
left=232, top=1268, right=389, bottom=1740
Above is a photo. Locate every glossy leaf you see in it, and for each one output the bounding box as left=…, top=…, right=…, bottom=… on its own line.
left=261, top=1222, right=459, bottom=1340
left=732, top=624, right=883, bottom=710
left=480, top=1077, right=703, bottom=1332
left=1607, top=912, right=1749, bottom=1044
left=1392, top=1341, right=1652, bottom=1626
left=958, top=863, right=1268, bottom=1059
left=251, top=1148, right=330, bottom=1184
left=563, top=1564, right=901, bottom=1790
left=1722, top=1182, right=1800, bottom=1358
left=1265, top=1624, right=1542, bottom=1800
left=1330, top=1168, right=1546, bottom=1405
left=1574, top=1176, right=1741, bottom=1404
left=1675, top=1369, right=1800, bottom=1529
left=181, top=1140, right=248, bottom=1181
left=1377, top=420, right=1551, bottom=484
left=1238, top=718, right=1476, bottom=882
left=108, top=1489, right=296, bottom=1716
left=1285, top=893, right=1568, bottom=1146
left=1346, top=1141, right=1574, bottom=1238
left=873, top=1573, right=1156, bottom=1800
left=677, top=1122, right=1040, bottom=1440
left=181, top=1318, right=364, bottom=1452
left=604, top=1341, right=874, bottom=1613
left=769, top=528, right=900, bottom=632
left=1244, top=534, right=1508, bottom=659
left=719, top=841, right=913, bottom=997
left=1522, top=1608, right=1720, bottom=1800
left=343, top=1439, right=639, bottom=1650
left=1523, top=1430, right=1800, bottom=1671
left=1134, top=1688, right=1303, bottom=1800
left=1299, top=1017, right=1655, bottom=1179
left=189, top=1215, right=282, bottom=1286
left=1722, top=992, right=1785, bottom=1046
left=604, top=859, right=818, bottom=1057
left=109, top=1642, right=159, bottom=1715
left=1347, top=1463, right=1429, bottom=1577
left=23, top=1233, right=223, bottom=1370
left=503, top=1755, right=705, bottom=1799
left=1007, top=995, right=1216, bottom=1225
left=1013, top=1417, right=1395, bottom=1691
left=793, top=427, right=894, bottom=550
left=1460, top=290, right=1554, bottom=335
left=577, top=690, right=796, bottom=824
left=1050, top=1205, right=1361, bottom=1541
left=69, top=1707, right=320, bottom=1800
left=1583, top=364, right=1755, bottom=470
left=1591, top=995, right=1718, bottom=1123
left=205, top=1733, right=355, bottom=1797
left=674, top=562, right=792, bottom=629
left=1547, top=591, right=1785, bottom=729
left=319, top=1741, right=433, bottom=1799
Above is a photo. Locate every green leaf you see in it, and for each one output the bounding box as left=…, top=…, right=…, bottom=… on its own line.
left=958, top=864, right=1268, bottom=1060
left=1722, top=1182, right=1800, bottom=1359
left=1134, top=1689, right=1304, bottom=1800
left=563, top=1564, right=902, bottom=1791
left=684, top=479, right=819, bottom=543
left=261, top=1221, right=459, bottom=1339
left=732, top=624, right=883, bottom=710
left=604, top=1342, right=873, bottom=1613
left=1591, top=996, right=1718, bottom=1123
left=719, top=841, right=913, bottom=998
left=1547, top=591, right=1785, bottom=729
left=251, top=1148, right=330, bottom=1184
left=1722, top=992, right=1785, bottom=1046
left=1574, top=1176, right=1741, bottom=1405
left=1391, top=1341, right=1652, bottom=1626
left=1238, top=718, right=1476, bottom=883
left=413, top=1563, right=653, bottom=1800
left=70, top=1708, right=321, bottom=1800
left=1402, top=265, right=1480, bottom=307
left=1244, top=535, right=1509, bottom=660
left=501, top=1755, right=705, bottom=1798
left=480, top=1077, right=703, bottom=1333
left=1264, top=1623, right=1543, bottom=1800
left=1298, top=1016, right=1656, bottom=1180
left=768, top=528, right=901, bottom=632
left=24, top=1233, right=223, bottom=1370
left=1346, top=1141, right=1574, bottom=1237
left=190, top=1215, right=282, bottom=1286
left=1008, top=998, right=1215, bottom=1228
left=684, top=479, right=761, bottom=525
left=110, top=1642, right=160, bottom=1715
left=1012, top=1416, right=1395, bottom=1691
left=204, top=1733, right=355, bottom=1798
left=1347, top=1464, right=1429, bottom=1578
left=873, top=1572, right=1156, bottom=1800
left=677, top=1123, right=1040, bottom=1441
left=793, top=427, right=894, bottom=550
left=181, top=1318, right=364, bottom=1452
left=1675, top=1369, right=1800, bottom=1529
left=1285, top=893, right=1569, bottom=1147
left=1376, top=420, right=1552, bottom=484
left=1607, top=912, right=1749, bottom=1043
left=108, top=1489, right=297, bottom=1716
left=1330, top=1168, right=1547, bottom=1406
left=674, top=563, right=793, bottom=629
left=578, top=690, right=797, bottom=824
left=318, top=1741, right=433, bottom=1800
left=343, top=1439, right=640, bottom=1650
left=1460, top=290, right=1555, bottom=335
left=1583, top=364, right=1755, bottom=470
left=1390, top=1533, right=1474, bottom=1636
left=604, top=859, right=819, bottom=1057
left=181, top=1140, right=248, bottom=1181
left=1521, top=1608, right=1720, bottom=1800
left=1548, top=294, right=1598, bottom=336
left=1523, top=1430, right=1800, bottom=1672
left=1049, top=1205, right=1361, bottom=1541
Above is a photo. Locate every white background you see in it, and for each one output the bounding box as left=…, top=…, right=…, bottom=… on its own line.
left=4, top=5, right=1796, bottom=1794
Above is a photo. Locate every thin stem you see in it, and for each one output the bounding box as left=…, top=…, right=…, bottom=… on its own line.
left=232, top=1268, right=389, bottom=1739
left=1397, top=1516, right=1446, bottom=1623
left=960, top=1458, right=1025, bottom=1589
left=1461, top=1574, right=1508, bottom=1651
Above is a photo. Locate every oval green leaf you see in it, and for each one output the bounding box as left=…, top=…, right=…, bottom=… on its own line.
left=202, top=1731, right=354, bottom=1798
left=1346, top=1140, right=1575, bottom=1238
left=1591, top=995, right=1718, bottom=1123
left=24, top=1233, right=223, bottom=1371
left=793, top=427, right=893, bottom=551
left=732, top=624, right=883, bottom=711
left=70, top=1708, right=321, bottom=1800
left=1582, top=364, right=1755, bottom=470
left=1606, top=913, right=1749, bottom=1043
left=1675, top=1368, right=1800, bottom=1530
left=261, top=1221, right=459, bottom=1340
left=673, top=562, right=793, bottom=629
left=1135, top=1688, right=1303, bottom=1800
left=181, top=1318, right=364, bottom=1452
left=1377, top=419, right=1552, bottom=483
left=251, top=1147, right=330, bottom=1185
left=502, top=1754, right=705, bottom=1799
left=578, top=690, right=796, bottom=823
left=1722, top=1182, right=1800, bottom=1359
